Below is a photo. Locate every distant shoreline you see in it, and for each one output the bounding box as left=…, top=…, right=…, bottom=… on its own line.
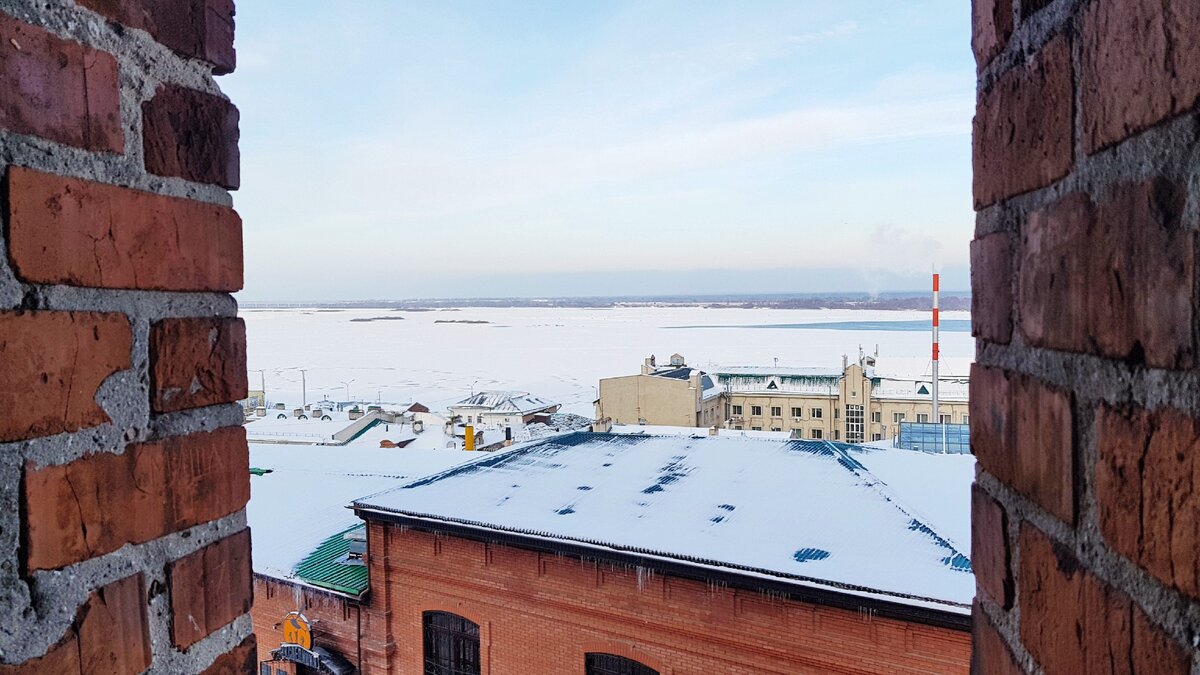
left=240, top=292, right=970, bottom=312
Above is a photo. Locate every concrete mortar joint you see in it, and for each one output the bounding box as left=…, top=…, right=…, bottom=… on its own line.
left=0, top=136, right=235, bottom=207
left=0, top=514, right=248, bottom=665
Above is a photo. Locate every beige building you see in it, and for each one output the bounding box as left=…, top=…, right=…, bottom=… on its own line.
left=597, top=353, right=969, bottom=443
left=595, top=354, right=725, bottom=427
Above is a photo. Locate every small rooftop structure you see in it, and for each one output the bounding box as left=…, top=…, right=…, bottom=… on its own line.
left=647, top=366, right=722, bottom=400
left=449, top=390, right=561, bottom=427
left=354, top=430, right=974, bottom=617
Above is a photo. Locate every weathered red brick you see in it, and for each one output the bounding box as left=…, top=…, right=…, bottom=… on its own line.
left=1082, top=0, right=1200, bottom=153
left=970, top=365, right=1074, bottom=523
left=6, top=166, right=243, bottom=292
left=23, top=427, right=250, bottom=571
left=77, top=0, right=235, bottom=74
left=973, top=35, right=1073, bottom=207
left=142, top=84, right=239, bottom=188
left=971, top=485, right=1012, bottom=608
left=0, top=311, right=131, bottom=442
left=200, top=634, right=257, bottom=674
left=1017, top=192, right=1092, bottom=355
left=969, top=364, right=1009, bottom=466
left=77, top=573, right=151, bottom=674
left=169, top=530, right=253, bottom=650
left=1088, top=180, right=1194, bottom=367
left=1019, top=525, right=1189, bottom=675
left=1096, top=405, right=1200, bottom=600
left=971, top=603, right=1023, bottom=675
left=970, top=232, right=1014, bottom=344
left=0, top=574, right=150, bottom=675
left=972, top=0, right=1012, bottom=70
left=1019, top=183, right=1194, bottom=368
left=0, top=15, right=122, bottom=152
left=1131, top=607, right=1192, bottom=675
left=151, top=317, right=247, bottom=413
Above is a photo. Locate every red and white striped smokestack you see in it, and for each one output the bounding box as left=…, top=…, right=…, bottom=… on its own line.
left=932, top=272, right=940, bottom=424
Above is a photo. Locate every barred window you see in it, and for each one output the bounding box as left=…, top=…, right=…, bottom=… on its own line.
left=586, top=653, right=659, bottom=675
left=423, top=611, right=480, bottom=675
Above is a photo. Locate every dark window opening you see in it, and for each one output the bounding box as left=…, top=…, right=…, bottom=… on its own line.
left=586, top=653, right=659, bottom=675
left=423, top=611, right=480, bottom=675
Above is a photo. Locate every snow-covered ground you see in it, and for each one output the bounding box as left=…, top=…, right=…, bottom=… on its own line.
left=243, top=306, right=973, bottom=417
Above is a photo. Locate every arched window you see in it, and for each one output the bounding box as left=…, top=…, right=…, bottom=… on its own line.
left=423, top=611, right=480, bottom=675
left=585, top=653, right=659, bottom=675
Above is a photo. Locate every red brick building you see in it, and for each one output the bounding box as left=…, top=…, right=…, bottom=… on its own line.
left=253, top=431, right=973, bottom=674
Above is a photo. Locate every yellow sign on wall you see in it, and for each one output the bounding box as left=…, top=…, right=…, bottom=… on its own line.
left=281, top=611, right=312, bottom=650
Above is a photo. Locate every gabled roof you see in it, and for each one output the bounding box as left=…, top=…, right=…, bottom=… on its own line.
left=353, top=431, right=974, bottom=616
left=451, top=390, right=558, bottom=414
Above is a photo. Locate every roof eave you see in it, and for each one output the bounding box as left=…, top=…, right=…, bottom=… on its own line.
left=350, top=506, right=971, bottom=632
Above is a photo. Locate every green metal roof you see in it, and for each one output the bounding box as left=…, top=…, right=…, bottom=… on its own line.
left=294, top=524, right=369, bottom=597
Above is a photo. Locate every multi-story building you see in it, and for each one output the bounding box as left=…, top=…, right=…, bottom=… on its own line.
left=595, top=354, right=725, bottom=428
left=597, top=353, right=969, bottom=443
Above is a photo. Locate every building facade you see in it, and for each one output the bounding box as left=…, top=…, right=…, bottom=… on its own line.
left=597, top=354, right=969, bottom=443
left=719, top=359, right=969, bottom=442
left=595, top=355, right=725, bottom=428
left=252, top=527, right=971, bottom=674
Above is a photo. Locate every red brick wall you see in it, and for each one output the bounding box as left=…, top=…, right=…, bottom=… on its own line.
left=251, top=575, right=365, bottom=671
left=970, top=1, right=1200, bottom=673
left=0, top=1, right=250, bottom=672
left=352, top=522, right=969, bottom=674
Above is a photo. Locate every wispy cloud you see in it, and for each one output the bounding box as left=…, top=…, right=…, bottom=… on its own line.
left=225, top=1, right=975, bottom=299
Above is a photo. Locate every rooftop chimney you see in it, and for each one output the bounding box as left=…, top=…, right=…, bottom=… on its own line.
left=932, top=272, right=940, bottom=424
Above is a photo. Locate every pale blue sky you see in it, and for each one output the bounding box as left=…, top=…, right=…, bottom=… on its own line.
left=223, top=2, right=974, bottom=300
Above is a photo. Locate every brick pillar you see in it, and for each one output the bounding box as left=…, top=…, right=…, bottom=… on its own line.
left=971, top=1, right=1200, bottom=673
left=0, top=1, right=253, bottom=673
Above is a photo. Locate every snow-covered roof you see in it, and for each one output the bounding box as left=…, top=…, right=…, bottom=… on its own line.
left=872, top=377, right=970, bottom=402
left=714, top=365, right=843, bottom=378
left=353, top=431, right=974, bottom=614
left=451, top=390, right=558, bottom=414
left=246, top=430, right=496, bottom=585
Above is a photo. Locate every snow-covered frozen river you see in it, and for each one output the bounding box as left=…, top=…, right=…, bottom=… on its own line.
left=243, top=306, right=974, bottom=416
